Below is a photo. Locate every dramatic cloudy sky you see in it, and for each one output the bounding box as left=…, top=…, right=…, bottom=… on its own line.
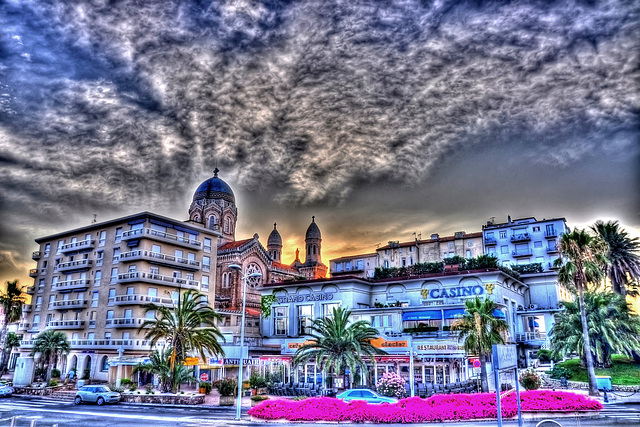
left=1, top=0, right=638, bottom=285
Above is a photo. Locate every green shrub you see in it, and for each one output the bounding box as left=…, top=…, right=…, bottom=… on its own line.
left=549, top=365, right=573, bottom=380
left=120, top=378, right=133, bottom=386
left=129, top=383, right=138, bottom=391
left=199, top=381, right=212, bottom=394
left=519, top=369, right=541, bottom=390
left=249, top=373, right=268, bottom=389
left=81, top=369, right=90, bottom=380
left=144, top=384, right=154, bottom=393
left=47, top=379, right=59, bottom=387
left=536, top=349, right=560, bottom=363
left=217, top=378, right=237, bottom=397
left=51, top=368, right=61, bottom=378
left=251, top=395, right=269, bottom=402
left=511, top=263, right=544, bottom=274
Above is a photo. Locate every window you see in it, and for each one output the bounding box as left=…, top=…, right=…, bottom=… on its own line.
left=35, top=296, right=42, bottom=310
left=42, top=260, right=47, bottom=269
left=222, top=273, right=229, bottom=288
left=448, top=242, right=453, bottom=248
left=87, top=332, right=95, bottom=340
left=533, top=226, right=540, bottom=232
left=110, top=268, right=118, bottom=284
left=372, top=315, right=391, bottom=328
left=499, top=231, right=507, bottom=239
left=33, top=315, right=40, bottom=326
left=92, top=291, right=99, bottom=307
left=113, top=248, right=120, bottom=262
left=534, top=241, right=543, bottom=248
left=124, top=309, right=132, bottom=319
left=466, top=250, right=471, bottom=258
left=203, top=256, right=210, bottom=272
left=297, top=305, right=313, bottom=335
left=146, top=310, right=155, bottom=319
left=151, top=244, right=161, bottom=253
left=384, top=260, right=389, bottom=268
left=96, top=251, right=104, bottom=266
left=48, top=295, right=55, bottom=306
left=108, top=289, right=116, bottom=299
left=186, top=273, right=194, bottom=281
left=202, top=275, right=209, bottom=290
left=101, top=356, right=109, bottom=371
left=401, top=258, right=406, bottom=267
left=128, top=264, right=136, bottom=273
left=44, top=243, right=50, bottom=256
left=148, top=288, right=157, bottom=297
left=323, top=303, right=340, bottom=318
left=274, top=307, right=288, bottom=336
left=104, top=331, right=111, bottom=340
left=546, top=224, right=556, bottom=235
left=173, top=271, right=182, bottom=279
left=208, top=216, right=217, bottom=229
left=106, top=310, right=114, bottom=319
left=224, top=217, right=231, bottom=233
left=114, top=227, right=122, bottom=243
left=94, top=270, right=102, bottom=286
left=126, top=287, right=134, bottom=295
left=175, top=249, right=184, bottom=259
left=357, top=259, right=364, bottom=270
left=57, top=240, right=64, bottom=253
left=122, top=332, right=130, bottom=339
left=468, top=242, right=473, bottom=247
left=500, top=245, right=509, bottom=254
left=204, top=237, right=212, bottom=253
left=99, top=230, right=107, bottom=246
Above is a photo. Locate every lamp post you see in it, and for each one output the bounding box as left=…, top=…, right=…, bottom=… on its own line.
left=229, top=264, right=262, bottom=421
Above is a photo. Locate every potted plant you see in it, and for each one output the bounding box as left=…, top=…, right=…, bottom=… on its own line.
left=251, top=395, right=269, bottom=407
left=199, top=381, right=212, bottom=395
left=217, top=378, right=237, bottom=406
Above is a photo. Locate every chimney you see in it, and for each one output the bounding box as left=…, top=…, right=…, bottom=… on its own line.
left=430, top=234, right=439, bottom=240
left=508, top=215, right=512, bottom=224
left=454, top=231, right=465, bottom=238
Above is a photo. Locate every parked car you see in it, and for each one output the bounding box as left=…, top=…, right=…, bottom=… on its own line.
left=0, top=384, right=14, bottom=397
left=336, top=389, right=397, bottom=404
left=74, top=385, right=120, bottom=405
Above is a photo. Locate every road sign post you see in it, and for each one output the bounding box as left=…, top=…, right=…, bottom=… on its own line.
left=492, top=344, right=521, bottom=427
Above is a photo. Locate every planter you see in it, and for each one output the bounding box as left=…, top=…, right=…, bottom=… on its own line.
left=219, top=395, right=235, bottom=406
left=257, top=387, right=268, bottom=395
left=199, top=388, right=206, bottom=394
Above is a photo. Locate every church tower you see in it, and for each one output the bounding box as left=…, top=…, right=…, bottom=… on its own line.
left=267, top=223, right=283, bottom=262
left=188, top=168, right=237, bottom=246
left=305, top=216, right=322, bottom=264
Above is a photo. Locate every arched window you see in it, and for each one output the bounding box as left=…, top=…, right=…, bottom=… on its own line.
left=313, top=246, right=316, bottom=255
left=307, top=245, right=311, bottom=255
left=208, top=216, right=217, bottom=229
left=193, top=215, right=200, bottom=222
left=224, top=217, right=231, bottom=233
left=101, top=356, right=109, bottom=372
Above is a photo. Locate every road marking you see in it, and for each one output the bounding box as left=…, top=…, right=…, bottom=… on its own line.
left=0, top=406, right=200, bottom=422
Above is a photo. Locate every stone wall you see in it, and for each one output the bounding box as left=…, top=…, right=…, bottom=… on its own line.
left=542, top=374, right=640, bottom=392
left=120, top=393, right=205, bottom=405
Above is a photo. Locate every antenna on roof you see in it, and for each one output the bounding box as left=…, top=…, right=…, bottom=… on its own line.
left=92, top=214, right=97, bottom=224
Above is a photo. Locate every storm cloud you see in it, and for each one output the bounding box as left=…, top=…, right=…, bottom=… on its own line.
left=0, top=0, right=638, bottom=281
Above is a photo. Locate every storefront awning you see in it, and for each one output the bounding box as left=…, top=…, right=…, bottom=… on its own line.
left=493, top=309, right=506, bottom=318
left=402, top=310, right=442, bottom=321
left=444, top=308, right=465, bottom=319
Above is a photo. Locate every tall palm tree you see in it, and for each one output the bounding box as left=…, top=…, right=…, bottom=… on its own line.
left=293, top=306, right=386, bottom=389
left=139, top=289, right=225, bottom=372
left=0, top=280, right=27, bottom=371
left=551, top=291, right=640, bottom=367
left=133, top=346, right=173, bottom=392
left=451, top=297, right=509, bottom=392
left=591, top=220, right=640, bottom=297
left=1, top=332, right=20, bottom=374
left=554, top=228, right=606, bottom=396
left=30, top=330, right=71, bottom=381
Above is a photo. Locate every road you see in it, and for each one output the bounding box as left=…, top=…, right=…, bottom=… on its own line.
left=1, top=397, right=639, bottom=426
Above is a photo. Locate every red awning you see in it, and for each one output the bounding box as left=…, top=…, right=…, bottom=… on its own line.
left=245, top=308, right=261, bottom=316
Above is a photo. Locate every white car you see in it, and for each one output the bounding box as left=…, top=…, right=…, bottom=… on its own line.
left=0, top=384, right=14, bottom=397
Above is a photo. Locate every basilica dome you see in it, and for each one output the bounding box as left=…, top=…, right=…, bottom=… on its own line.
left=305, top=216, right=321, bottom=240
left=268, top=223, right=283, bottom=247
left=192, top=168, right=235, bottom=204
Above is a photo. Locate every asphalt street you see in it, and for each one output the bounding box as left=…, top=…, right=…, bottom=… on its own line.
left=1, top=397, right=639, bottom=426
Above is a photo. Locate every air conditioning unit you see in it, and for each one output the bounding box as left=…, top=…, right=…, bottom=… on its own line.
left=529, top=304, right=538, bottom=310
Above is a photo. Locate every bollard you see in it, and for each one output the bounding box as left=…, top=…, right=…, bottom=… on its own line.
left=603, top=387, right=609, bottom=403
left=30, top=420, right=37, bottom=427
left=10, top=416, right=16, bottom=427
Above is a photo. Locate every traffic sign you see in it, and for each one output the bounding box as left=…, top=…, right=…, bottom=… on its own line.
left=200, top=372, right=209, bottom=381
left=473, top=359, right=482, bottom=368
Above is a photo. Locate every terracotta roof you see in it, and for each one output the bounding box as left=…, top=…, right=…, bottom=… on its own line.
left=377, top=232, right=483, bottom=250
left=272, top=261, right=297, bottom=272
left=330, top=253, right=378, bottom=262
left=218, top=238, right=253, bottom=251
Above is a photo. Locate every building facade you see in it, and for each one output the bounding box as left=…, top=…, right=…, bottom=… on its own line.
left=15, top=212, right=220, bottom=384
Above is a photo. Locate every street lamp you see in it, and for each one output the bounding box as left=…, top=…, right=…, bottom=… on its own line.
left=229, top=264, right=262, bottom=421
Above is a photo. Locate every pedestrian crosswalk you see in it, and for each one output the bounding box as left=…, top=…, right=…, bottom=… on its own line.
left=600, top=403, right=640, bottom=423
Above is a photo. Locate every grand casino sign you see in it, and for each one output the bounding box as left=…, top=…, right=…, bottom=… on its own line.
left=420, top=282, right=494, bottom=300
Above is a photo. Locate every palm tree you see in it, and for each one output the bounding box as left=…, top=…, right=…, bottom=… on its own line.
left=0, top=280, right=27, bottom=371
left=133, top=347, right=173, bottom=392
left=30, top=330, right=70, bottom=381
left=1, top=332, right=20, bottom=374
left=293, top=306, right=386, bottom=389
left=551, top=291, right=640, bottom=367
left=451, top=297, right=509, bottom=392
left=139, top=289, right=224, bottom=371
left=591, top=220, right=640, bottom=297
left=554, top=228, right=606, bottom=396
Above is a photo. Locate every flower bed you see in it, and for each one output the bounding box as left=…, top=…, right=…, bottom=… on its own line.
left=248, top=391, right=602, bottom=423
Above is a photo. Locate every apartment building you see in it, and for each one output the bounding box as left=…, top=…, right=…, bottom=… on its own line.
left=15, top=212, right=219, bottom=384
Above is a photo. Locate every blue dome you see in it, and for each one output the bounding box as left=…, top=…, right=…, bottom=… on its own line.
left=192, top=168, right=235, bottom=204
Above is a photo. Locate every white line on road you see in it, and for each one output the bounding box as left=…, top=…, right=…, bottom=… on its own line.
left=0, top=405, right=200, bottom=422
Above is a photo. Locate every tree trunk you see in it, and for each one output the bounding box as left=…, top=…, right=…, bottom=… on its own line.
left=479, top=350, right=489, bottom=393
left=0, top=325, right=7, bottom=374
left=578, top=286, right=600, bottom=396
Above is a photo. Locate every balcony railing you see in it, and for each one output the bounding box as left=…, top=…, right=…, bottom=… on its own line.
left=51, top=299, right=89, bottom=310
left=117, top=271, right=199, bottom=289
left=26, top=286, right=36, bottom=294
left=122, top=228, right=202, bottom=249
left=48, top=320, right=86, bottom=329
left=510, top=233, right=531, bottom=243
left=105, top=317, right=148, bottom=328
left=512, top=249, right=532, bottom=258
left=18, top=322, right=30, bottom=330
left=22, top=304, right=33, bottom=313
left=109, top=294, right=174, bottom=307
left=483, top=237, right=497, bottom=245
left=119, top=250, right=200, bottom=271
left=53, top=279, right=91, bottom=292
left=59, top=239, right=95, bottom=253
left=56, top=259, right=92, bottom=272
left=515, top=331, right=547, bottom=342
left=32, top=251, right=41, bottom=260
left=67, top=338, right=162, bottom=350
left=29, top=269, right=38, bottom=278
left=545, top=229, right=558, bottom=238
left=546, top=246, right=558, bottom=254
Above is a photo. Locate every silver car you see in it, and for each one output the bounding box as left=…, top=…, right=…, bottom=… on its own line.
left=74, top=385, right=120, bottom=405
left=0, top=384, right=13, bottom=397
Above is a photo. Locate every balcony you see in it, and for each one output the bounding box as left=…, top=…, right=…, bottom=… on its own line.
left=19, top=340, right=35, bottom=348
left=117, top=271, right=199, bottom=289
left=510, top=233, right=531, bottom=243
left=484, top=237, right=497, bottom=246
left=27, top=324, right=40, bottom=333
left=26, top=286, right=36, bottom=294
left=548, top=262, right=560, bottom=270
left=68, top=339, right=162, bottom=351
left=546, top=246, right=559, bottom=254
left=18, top=322, right=30, bottom=331
left=59, top=239, right=96, bottom=253
left=119, top=250, right=200, bottom=271
left=51, top=299, right=89, bottom=310
left=109, top=294, right=174, bottom=307
left=56, top=259, right=92, bottom=273
left=515, top=331, right=547, bottom=343
left=512, top=249, right=532, bottom=258
left=545, top=229, right=558, bottom=238
left=29, top=269, right=38, bottom=278
left=122, top=228, right=202, bottom=250
left=53, top=279, right=91, bottom=292
left=32, top=251, right=41, bottom=260
left=105, top=318, right=148, bottom=328
left=48, top=320, right=86, bottom=329
left=22, top=304, right=33, bottom=313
